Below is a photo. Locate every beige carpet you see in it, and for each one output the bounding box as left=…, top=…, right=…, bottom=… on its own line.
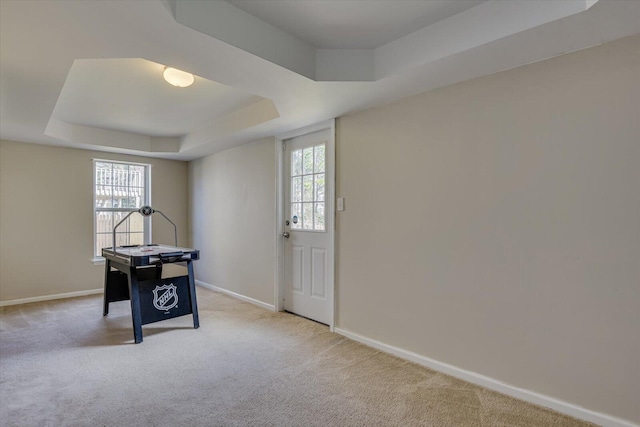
left=0, top=288, right=594, bottom=426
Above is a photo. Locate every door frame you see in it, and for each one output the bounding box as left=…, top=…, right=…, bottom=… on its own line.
left=275, top=119, right=336, bottom=331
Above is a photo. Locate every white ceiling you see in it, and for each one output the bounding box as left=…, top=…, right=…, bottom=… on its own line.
left=1, top=0, right=639, bottom=161
left=52, top=58, right=265, bottom=137
left=227, top=0, right=487, bottom=49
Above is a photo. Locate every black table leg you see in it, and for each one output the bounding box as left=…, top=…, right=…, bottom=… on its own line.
left=187, top=260, right=200, bottom=329
left=103, top=259, right=111, bottom=316
left=127, top=266, right=144, bottom=344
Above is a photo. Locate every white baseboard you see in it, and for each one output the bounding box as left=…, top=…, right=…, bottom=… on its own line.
left=0, top=288, right=103, bottom=307
left=195, top=279, right=276, bottom=312
left=334, top=327, right=638, bottom=427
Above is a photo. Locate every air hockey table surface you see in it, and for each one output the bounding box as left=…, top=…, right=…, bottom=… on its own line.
left=102, top=244, right=199, bottom=266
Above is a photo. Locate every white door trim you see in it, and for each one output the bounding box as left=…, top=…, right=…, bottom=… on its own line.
left=275, top=119, right=336, bottom=331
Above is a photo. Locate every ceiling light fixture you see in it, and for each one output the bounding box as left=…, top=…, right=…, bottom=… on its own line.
left=163, top=67, right=195, bottom=87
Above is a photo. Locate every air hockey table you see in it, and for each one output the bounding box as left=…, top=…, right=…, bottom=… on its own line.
left=102, top=244, right=200, bottom=343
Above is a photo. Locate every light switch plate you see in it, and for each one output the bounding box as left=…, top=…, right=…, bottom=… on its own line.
left=337, top=197, right=345, bottom=211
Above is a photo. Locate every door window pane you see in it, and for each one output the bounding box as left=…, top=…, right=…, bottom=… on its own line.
left=314, top=202, right=325, bottom=230
left=303, top=175, right=314, bottom=202
left=314, top=173, right=325, bottom=202
left=291, top=150, right=302, bottom=176
left=303, top=147, right=314, bottom=174
left=289, top=143, right=326, bottom=231
left=291, top=177, right=302, bottom=203
left=314, top=145, right=325, bottom=173
left=303, top=203, right=314, bottom=229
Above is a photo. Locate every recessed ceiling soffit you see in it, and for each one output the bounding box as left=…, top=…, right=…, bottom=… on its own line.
left=45, top=58, right=279, bottom=154
left=171, top=0, right=599, bottom=82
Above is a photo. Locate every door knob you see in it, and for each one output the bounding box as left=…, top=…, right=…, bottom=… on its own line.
left=282, top=232, right=290, bottom=238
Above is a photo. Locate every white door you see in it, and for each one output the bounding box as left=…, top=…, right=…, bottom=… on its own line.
left=283, top=128, right=333, bottom=325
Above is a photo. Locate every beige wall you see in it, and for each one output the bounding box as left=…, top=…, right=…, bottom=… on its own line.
left=336, top=34, right=640, bottom=423
left=189, top=138, right=276, bottom=305
left=0, top=140, right=188, bottom=301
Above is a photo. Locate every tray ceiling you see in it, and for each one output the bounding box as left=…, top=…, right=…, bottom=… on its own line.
left=1, top=0, right=639, bottom=160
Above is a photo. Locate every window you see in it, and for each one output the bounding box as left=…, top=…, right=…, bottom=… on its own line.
left=94, top=160, right=150, bottom=257
left=290, top=144, right=325, bottom=231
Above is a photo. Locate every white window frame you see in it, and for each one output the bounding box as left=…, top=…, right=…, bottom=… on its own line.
left=92, top=159, right=152, bottom=264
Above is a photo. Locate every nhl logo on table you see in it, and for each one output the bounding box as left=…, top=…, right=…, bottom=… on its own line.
left=152, top=283, right=178, bottom=312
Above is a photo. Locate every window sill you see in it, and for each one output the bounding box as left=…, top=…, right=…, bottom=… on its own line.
left=91, top=257, right=105, bottom=266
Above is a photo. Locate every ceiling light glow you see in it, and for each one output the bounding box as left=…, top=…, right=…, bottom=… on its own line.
left=163, top=67, right=195, bottom=87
